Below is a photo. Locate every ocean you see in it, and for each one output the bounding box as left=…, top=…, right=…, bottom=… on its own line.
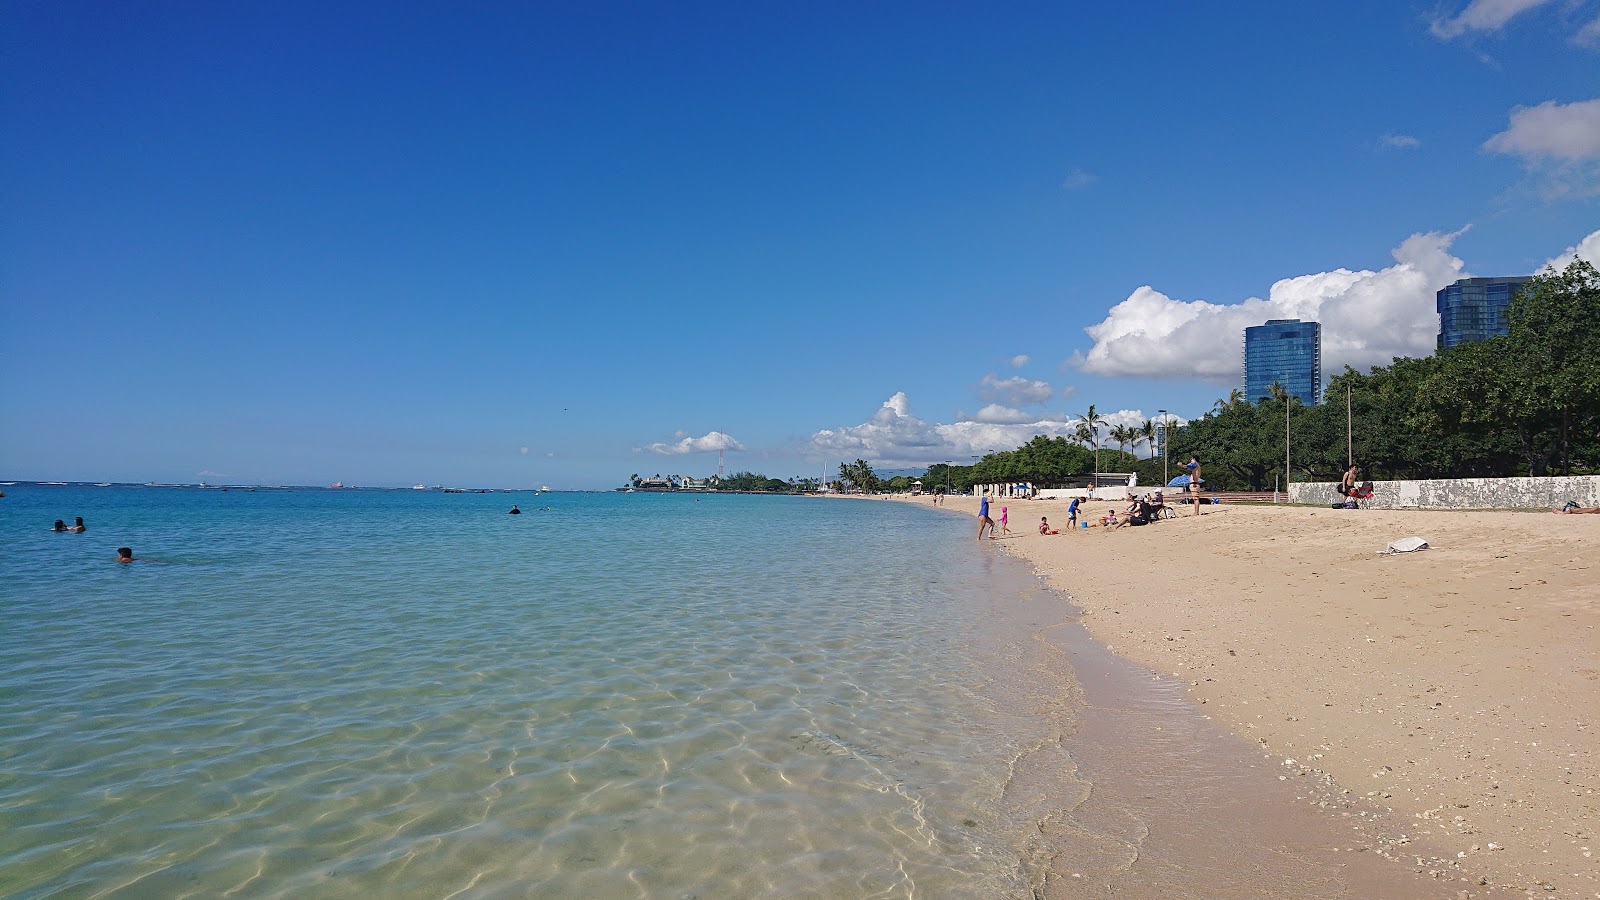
left=1, top=485, right=1089, bottom=897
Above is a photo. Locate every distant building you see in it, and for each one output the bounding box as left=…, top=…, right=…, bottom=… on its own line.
left=1243, top=319, right=1321, bottom=405
left=1436, top=276, right=1532, bottom=350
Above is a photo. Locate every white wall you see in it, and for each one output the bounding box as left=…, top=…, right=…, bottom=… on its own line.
left=1289, top=475, right=1600, bottom=510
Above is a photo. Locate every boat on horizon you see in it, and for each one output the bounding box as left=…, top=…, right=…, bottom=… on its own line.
left=329, top=481, right=343, bottom=489
left=412, top=484, right=428, bottom=490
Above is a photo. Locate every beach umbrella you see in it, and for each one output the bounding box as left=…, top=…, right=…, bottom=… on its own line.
left=1167, top=475, right=1207, bottom=488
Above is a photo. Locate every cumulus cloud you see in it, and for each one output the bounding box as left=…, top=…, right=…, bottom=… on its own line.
left=1541, top=228, right=1600, bottom=271
left=979, top=373, right=1055, bottom=406
left=1074, top=230, right=1471, bottom=383
left=1430, top=0, right=1556, bottom=39
left=1380, top=133, right=1421, bottom=150
left=519, top=446, right=529, bottom=455
left=1578, top=14, right=1600, bottom=46
left=1062, top=168, right=1098, bottom=191
left=966, top=404, right=1037, bottom=424
left=805, top=393, right=1176, bottom=466
left=1485, top=98, right=1600, bottom=161
left=1010, top=354, right=1031, bottom=368
left=1485, top=98, right=1600, bottom=198
left=638, top=430, right=745, bottom=455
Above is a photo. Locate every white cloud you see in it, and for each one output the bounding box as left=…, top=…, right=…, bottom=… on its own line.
left=1380, top=133, right=1421, bottom=150
left=1485, top=98, right=1600, bottom=198
left=1541, top=229, right=1600, bottom=271
left=979, top=373, right=1055, bottom=406
left=1010, top=354, right=1031, bottom=368
left=638, top=430, right=745, bottom=455
left=1578, top=14, right=1600, bottom=46
left=805, top=394, right=1180, bottom=466
left=1430, top=0, right=1556, bottom=39
left=519, top=446, right=530, bottom=455
left=1074, top=230, right=1470, bottom=383
left=1484, top=98, right=1600, bottom=161
left=1062, top=168, right=1098, bottom=191
left=967, top=404, right=1036, bottom=424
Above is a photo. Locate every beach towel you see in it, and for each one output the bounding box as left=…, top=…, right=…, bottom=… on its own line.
left=1379, top=536, right=1429, bottom=554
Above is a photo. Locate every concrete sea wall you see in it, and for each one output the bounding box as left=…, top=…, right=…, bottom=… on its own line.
left=1289, top=475, right=1600, bottom=510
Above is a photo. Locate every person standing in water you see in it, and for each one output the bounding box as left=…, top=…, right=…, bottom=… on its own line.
left=69, top=516, right=86, bottom=532
left=977, top=493, right=995, bottom=542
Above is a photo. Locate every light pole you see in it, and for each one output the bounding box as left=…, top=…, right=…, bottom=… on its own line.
left=1158, top=409, right=1168, bottom=487
left=1285, top=394, right=1293, bottom=502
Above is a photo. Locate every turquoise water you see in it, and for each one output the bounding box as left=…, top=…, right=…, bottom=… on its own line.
left=1, top=486, right=1086, bottom=897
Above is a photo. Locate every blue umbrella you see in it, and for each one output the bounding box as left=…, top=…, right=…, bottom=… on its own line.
left=1167, top=475, right=1206, bottom=488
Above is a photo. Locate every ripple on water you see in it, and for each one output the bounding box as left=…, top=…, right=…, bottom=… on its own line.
left=1, top=490, right=1079, bottom=897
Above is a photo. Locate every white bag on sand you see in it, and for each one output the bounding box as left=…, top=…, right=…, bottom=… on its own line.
left=1380, top=536, right=1429, bottom=554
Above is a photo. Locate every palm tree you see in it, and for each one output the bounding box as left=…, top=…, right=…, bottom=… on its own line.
left=1140, top=419, right=1156, bottom=459
left=1110, top=424, right=1133, bottom=459
left=1077, top=405, right=1105, bottom=485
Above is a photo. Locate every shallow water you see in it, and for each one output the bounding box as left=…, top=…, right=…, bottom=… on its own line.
left=1, top=486, right=1091, bottom=897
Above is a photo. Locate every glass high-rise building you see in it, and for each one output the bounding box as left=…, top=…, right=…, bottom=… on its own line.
left=1243, top=319, right=1321, bottom=405
left=1436, top=276, right=1532, bottom=350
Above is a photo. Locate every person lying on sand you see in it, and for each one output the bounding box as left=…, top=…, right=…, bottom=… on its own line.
left=1553, top=501, right=1600, bottom=514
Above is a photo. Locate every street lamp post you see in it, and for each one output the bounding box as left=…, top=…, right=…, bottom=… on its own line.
left=1158, top=409, right=1168, bottom=487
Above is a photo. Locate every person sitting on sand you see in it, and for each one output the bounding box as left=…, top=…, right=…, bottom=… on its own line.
left=1039, top=516, right=1058, bottom=535
left=68, top=516, right=86, bottom=532
left=1101, top=508, right=1118, bottom=527
left=117, top=547, right=135, bottom=563
left=1553, top=501, right=1600, bottom=514
left=52, top=519, right=69, bottom=532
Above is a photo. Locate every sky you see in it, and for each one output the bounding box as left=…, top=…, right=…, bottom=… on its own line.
left=3, top=1, right=1598, bottom=489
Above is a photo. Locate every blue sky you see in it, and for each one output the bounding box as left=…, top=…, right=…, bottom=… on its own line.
left=4, top=1, right=1597, bottom=488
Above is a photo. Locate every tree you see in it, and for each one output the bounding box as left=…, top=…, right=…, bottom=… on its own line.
left=1505, top=259, right=1600, bottom=475
left=1139, top=419, right=1156, bottom=458
left=1109, top=423, right=1133, bottom=458
left=837, top=459, right=881, bottom=493
left=1077, top=405, right=1105, bottom=483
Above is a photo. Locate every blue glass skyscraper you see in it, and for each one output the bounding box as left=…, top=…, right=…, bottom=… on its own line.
left=1436, top=276, right=1532, bottom=350
left=1243, top=319, right=1321, bottom=405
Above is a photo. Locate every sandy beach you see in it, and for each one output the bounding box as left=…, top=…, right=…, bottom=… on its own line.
left=908, top=494, right=1598, bottom=896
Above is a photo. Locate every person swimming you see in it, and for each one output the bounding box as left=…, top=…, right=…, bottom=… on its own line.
left=69, top=516, right=86, bottom=533
left=117, top=547, right=135, bottom=562
left=509, top=505, right=522, bottom=515
left=52, top=519, right=68, bottom=532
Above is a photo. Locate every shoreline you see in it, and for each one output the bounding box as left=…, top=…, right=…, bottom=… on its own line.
left=893, top=493, right=1598, bottom=896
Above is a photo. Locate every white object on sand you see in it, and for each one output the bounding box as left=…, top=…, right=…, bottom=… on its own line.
left=1380, top=536, right=1430, bottom=554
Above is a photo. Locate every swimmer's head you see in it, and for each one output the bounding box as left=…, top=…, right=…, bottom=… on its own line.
left=117, top=547, right=133, bottom=562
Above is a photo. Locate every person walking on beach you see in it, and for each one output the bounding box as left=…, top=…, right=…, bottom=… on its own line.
left=1185, top=456, right=1202, bottom=518
left=977, top=493, right=995, bottom=541
left=999, top=505, right=1011, bottom=535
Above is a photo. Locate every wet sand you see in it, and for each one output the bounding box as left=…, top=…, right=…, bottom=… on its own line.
left=902, top=494, right=1598, bottom=897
